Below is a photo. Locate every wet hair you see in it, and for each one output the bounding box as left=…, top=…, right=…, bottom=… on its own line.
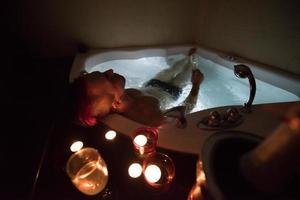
left=69, top=73, right=115, bottom=126
left=69, top=75, right=97, bottom=126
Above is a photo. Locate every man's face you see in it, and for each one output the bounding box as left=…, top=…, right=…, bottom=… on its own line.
left=101, top=69, right=126, bottom=101
left=84, top=70, right=126, bottom=116
left=85, top=69, right=125, bottom=100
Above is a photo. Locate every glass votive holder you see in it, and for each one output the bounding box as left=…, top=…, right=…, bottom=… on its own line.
left=187, top=160, right=208, bottom=200
left=132, top=127, right=158, bottom=157
left=142, top=152, right=175, bottom=189
left=66, top=147, right=109, bottom=196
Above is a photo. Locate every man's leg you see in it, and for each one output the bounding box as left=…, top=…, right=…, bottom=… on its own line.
left=152, top=48, right=197, bottom=83
left=169, top=60, right=194, bottom=88
left=169, top=48, right=198, bottom=88
left=152, top=57, right=189, bottom=82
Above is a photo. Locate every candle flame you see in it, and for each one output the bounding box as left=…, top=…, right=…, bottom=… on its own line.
left=144, top=164, right=161, bottom=183
left=134, top=135, right=148, bottom=146
left=105, top=130, right=117, bottom=140
left=70, top=141, right=83, bottom=152
left=128, top=163, right=142, bottom=178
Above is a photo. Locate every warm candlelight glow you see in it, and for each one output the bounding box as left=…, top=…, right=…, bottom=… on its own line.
left=70, top=141, right=83, bottom=152
left=128, top=163, right=142, bottom=178
left=134, top=134, right=148, bottom=146
left=105, top=130, right=117, bottom=140
left=188, top=184, right=203, bottom=200
left=66, top=148, right=109, bottom=196
left=144, top=164, right=161, bottom=183
left=131, top=127, right=158, bottom=157
left=196, top=161, right=206, bottom=184
left=72, top=161, right=108, bottom=195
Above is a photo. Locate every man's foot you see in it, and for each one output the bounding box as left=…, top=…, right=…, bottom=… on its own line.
left=188, top=48, right=198, bottom=69
left=188, top=47, right=197, bottom=56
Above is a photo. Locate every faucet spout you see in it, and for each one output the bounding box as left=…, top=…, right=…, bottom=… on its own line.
left=163, top=106, right=187, bottom=128
left=234, top=64, right=256, bottom=112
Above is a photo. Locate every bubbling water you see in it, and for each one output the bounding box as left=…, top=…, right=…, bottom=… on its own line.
left=90, top=55, right=299, bottom=112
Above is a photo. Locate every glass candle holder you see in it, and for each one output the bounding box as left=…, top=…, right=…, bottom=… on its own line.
left=187, top=160, right=208, bottom=200
left=66, top=147, right=109, bottom=196
left=142, top=152, right=175, bottom=188
left=132, top=127, right=158, bottom=157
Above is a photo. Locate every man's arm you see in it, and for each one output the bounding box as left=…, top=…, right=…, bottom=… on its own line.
left=182, top=69, right=203, bottom=114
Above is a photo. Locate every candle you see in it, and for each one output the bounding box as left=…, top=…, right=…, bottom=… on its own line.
left=105, top=130, right=117, bottom=140
left=142, top=153, right=175, bottom=188
left=72, top=162, right=108, bottom=196
left=144, top=164, right=162, bottom=183
left=196, top=161, right=206, bottom=185
left=70, top=141, right=83, bottom=152
left=66, top=148, right=109, bottom=196
left=132, top=127, right=158, bottom=157
left=133, top=134, right=148, bottom=146
left=128, top=163, right=142, bottom=178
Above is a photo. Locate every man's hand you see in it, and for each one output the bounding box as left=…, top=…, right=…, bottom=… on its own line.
left=191, top=69, right=204, bottom=86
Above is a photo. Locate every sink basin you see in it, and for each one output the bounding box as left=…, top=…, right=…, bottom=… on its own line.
left=201, top=131, right=300, bottom=200
left=201, top=131, right=263, bottom=200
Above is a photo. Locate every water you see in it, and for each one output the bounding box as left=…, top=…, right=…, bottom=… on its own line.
left=72, top=161, right=109, bottom=196
left=89, top=55, right=299, bottom=113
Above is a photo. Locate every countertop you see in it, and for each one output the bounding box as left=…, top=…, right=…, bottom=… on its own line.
left=101, top=101, right=300, bottom=155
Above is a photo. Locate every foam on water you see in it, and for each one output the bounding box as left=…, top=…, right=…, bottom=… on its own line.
left=89, top=54, right=299, bottom=112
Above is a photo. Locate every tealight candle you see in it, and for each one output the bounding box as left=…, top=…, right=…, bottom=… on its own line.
left=105, top=130, right=117, bottom=140
left=144, top=164, right=161, bottom=183
left=143, top=152, right=175, bottom=188
left=70, top=141, right=83, bottom=152
left=128, top=163, right=143, bottom=178
left=133, top=134, right=148, bottom=146
left=132, top=127, right=158, bottom=157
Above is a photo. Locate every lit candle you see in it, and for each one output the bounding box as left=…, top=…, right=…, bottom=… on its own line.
left=144, top=164, right=161, bottom=183
left=133, top=134, right=148, bottom=146
left=128, top=163, right=142, bottom=178
left=105, top=130, right=117, bottom=140
left=132, top=127, right=158, bottom=157
left=70, top=141, right=83, bottom=152
left=196, top=161, right=206, bottom=185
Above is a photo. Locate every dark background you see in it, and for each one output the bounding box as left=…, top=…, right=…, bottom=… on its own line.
left=2, top=2, right=74, bottom=199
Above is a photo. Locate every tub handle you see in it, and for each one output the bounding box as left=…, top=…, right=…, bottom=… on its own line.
left=234, top=64, right=256, bottom=113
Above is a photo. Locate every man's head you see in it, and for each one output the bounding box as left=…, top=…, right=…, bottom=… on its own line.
left=71, top=70, right=125, bottom=126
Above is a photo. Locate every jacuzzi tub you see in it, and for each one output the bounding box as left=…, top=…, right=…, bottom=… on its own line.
left=70, top=46, right=300, bottom=154
left=70, top=45, right=300, bottom=112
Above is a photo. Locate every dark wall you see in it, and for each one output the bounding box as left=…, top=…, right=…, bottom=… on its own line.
left=2, top=1, right=73, bottom=199
left=196, top=0, right=300, bottom=75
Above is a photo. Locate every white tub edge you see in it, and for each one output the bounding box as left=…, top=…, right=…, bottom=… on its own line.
left=70, top=45, right=300, bottom=97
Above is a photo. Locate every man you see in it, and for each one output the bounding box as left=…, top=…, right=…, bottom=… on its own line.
left=71, top=48, right=204, bottom=127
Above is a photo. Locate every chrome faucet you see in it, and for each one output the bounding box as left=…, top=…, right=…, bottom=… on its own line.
left=163, top=106, right=187, bottom=128
left=234, top=64, right=256, bottom=113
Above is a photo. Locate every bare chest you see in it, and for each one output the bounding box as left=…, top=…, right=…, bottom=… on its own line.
left=122, top=89, right=163, bottom=126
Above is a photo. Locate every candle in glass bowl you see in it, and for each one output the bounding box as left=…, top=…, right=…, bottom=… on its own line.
left=143, top=152, right=175, bottom=188
left=66, top=148, right=109, bottom=196
left=134, top=135, right=148, bottom=147
left=132, top=127, right=158, bottom=157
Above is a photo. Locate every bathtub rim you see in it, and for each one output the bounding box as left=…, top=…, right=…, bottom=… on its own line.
left=70, top=45, right=300, bottom=97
